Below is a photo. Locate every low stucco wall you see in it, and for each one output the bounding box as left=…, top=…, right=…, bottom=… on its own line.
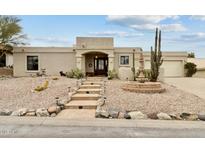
left=193, top=70, right=205, bottom=78
left=0, top=68, right=13, bottom=76
left=13, top=52, right=76, bottom=76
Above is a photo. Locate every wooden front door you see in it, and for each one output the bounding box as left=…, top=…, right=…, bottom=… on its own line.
left=94, top=57, right=108, bottom=76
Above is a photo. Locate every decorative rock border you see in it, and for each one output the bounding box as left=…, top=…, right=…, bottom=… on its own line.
left=96, top=109, right=205, bottom=121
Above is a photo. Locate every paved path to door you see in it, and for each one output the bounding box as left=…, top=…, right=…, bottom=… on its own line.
left=56, top=77, right=104, bottom=119
left=164, top=78, right=205, bottom=100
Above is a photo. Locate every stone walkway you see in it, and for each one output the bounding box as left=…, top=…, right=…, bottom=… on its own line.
left=57, top=77, right=105, bottom=119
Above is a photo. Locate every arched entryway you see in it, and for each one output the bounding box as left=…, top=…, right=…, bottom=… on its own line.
left=84, top=52, right=108, bottom=76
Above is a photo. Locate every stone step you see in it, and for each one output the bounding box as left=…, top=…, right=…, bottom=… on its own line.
left=56, top=109, right=96, bottom=119
left=82, top=81, right=103, bottom=85
left=65, top=100, right=98, bottom=109
left=80, top=85, right=101, bottom=89
left=77, top=88, right=102, bottom=94
left=71, top=93, right=101, bottom=100
left=86, top=77, right=105, bottom=81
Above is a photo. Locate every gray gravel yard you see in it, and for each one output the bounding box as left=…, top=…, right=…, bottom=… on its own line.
left=0, top=76, right=77, bottom=110
left=103, top=80, right=205, bottom=114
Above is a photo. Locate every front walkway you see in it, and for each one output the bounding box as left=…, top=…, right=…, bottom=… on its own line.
left=164, top=77, right=205, bottom=100
left=56, top=77, right=104, bottom=119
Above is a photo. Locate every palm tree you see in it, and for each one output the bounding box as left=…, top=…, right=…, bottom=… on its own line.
left=0, top=16, right=26, bottom=59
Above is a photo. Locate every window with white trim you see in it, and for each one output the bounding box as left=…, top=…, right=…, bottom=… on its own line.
left=120, top=55, right=129, bottom=65
left=27, top=56, right=39, bottom=71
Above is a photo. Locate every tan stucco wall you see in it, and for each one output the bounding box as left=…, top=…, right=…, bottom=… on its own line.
left=13, top=48, right=76, bottom=76
left=76, top=37, right=114, bottom=49
left=6, top=53, right=13, bottom=66
left=113, top=48, right=141, bottom=80
left=193, top=70, right=205, bottom=78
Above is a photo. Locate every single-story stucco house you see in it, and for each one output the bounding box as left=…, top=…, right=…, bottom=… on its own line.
left=12, top=37, right=188, bottom=80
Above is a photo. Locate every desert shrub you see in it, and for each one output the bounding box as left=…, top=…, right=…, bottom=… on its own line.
left=108, top=69, right=118, bottom=80
left=184, top=62, right=197, bottom=77
left=66, top=68, right=84, bottom=79
left=66, top=70, right=75, bottom=78
left=34, top=80, right=49, bottom=92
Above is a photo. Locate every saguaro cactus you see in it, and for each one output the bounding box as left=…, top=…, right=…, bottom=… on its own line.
left=150, top=28, right=163, bottom=82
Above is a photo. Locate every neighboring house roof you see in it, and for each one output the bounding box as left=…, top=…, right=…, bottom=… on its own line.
left=188, top=58, right=205, bottom=70
left=143, top=51, right=188, bottom=57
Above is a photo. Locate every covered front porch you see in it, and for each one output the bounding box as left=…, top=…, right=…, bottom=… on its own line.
left=75, top=50, right=114, bottom=77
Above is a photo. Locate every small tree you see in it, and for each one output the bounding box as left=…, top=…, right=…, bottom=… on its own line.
left=150, top=28, right=163, bottom=82
left=184, top=62, right=197, bottom=77
left=0, top=16, right=26, bottom=58
left=188, top=52, right=195, bottom=58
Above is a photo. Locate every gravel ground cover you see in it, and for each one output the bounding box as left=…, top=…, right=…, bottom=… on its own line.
left=0, top=76, right=77, bottom=110
left=103, top=79, right=205, bottom=114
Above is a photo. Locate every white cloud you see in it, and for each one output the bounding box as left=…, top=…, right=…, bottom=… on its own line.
left=29, top=36, right=69, bottom=43
left=89, top=31, right=144, bottom=37
left=167, top=32, right=205, bottom=43
left=27, top=36, right=71, bottom=46
left=190, top=15, right=205, bottom=21
left=160, top=24, right=187, bottom=32
left=180, top=32, right=205, bottom=42
left=106, top=15, right=185, bottom=32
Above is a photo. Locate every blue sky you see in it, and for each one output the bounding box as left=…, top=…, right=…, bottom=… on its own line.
left=18, top=15, right=205, bottom=58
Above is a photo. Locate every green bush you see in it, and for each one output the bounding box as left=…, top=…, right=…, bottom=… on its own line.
left=184, top=62, right=197, bottom=77
left=108, top=70, right=117, bottom=80
left=188, top=52, right=195, bottom=58
left=66, top=68, right=84, bottom=79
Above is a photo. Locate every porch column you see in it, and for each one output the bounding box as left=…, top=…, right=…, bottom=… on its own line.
left=108, top=54, right=114, bottom=71
left=76, top=55, right=83, bottom=70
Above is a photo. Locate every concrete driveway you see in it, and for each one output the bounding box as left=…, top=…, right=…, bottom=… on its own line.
left=164, top=78, right=205, bottom=100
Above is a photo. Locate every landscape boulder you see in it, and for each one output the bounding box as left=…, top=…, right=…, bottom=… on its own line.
left=198, top=113, right=205, bottom=121
left=36, top=108, right=49, bottom=117
left=118, top=112, right=126, bottom=119
left=169, top=113, right=182, bottom=120
left=48, top=105, right=61, bottom=114
left=128, top=111, right=147, bottom=120
left=11, top=108, right=28, bottom=116
left=180, top=112, right=198, bottom=121
left=147, top=112, right=158, bottom=119
left=109, top=111, right=119, bottom=119
left=95, top=110, right=109, bottom=118
left=124, top=113, right=131, bottom=119
left=157, top=112, right=172, bottom=120
left=0, top=109, right=12, bottom=116
left=56, top=99, right=68, bottom=106
left=25, top=111, right=36, bottom=116
left=50, top=113, right=57, bottom=117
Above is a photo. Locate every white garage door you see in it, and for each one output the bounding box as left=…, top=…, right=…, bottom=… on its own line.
left=162, top=61, right=184, bottom=77
left=145, top=60, right=184, bottom=77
